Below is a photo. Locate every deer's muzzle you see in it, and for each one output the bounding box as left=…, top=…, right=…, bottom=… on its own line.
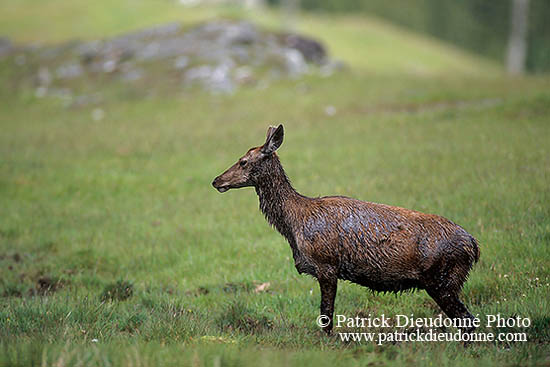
left=212, top=176, right=230, bottom=193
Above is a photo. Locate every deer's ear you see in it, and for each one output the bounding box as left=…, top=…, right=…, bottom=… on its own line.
left=266, top=125, right=277, bottom=141
left=261, top=124, right=284, bottom=155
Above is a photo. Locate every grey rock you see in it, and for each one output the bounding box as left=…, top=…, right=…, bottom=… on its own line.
left=174, top=55, right=189, bottom=69
left=319, top=59, right=347, bottom=77
left=12, top=19, right=337, bottom=96
left=282, top=34, right=326, bottom=64
left=234, top=66, right=254, bottom=84
left=185, top=65, right=213, bottom=82
left=37, top=67, right=52, bottom=86
left=103, top=59, right=117, bottom=73
left=283, top=48, right=308, bottom=76
left=56, top=63, right=83, bottom=79
left=185, top=62, right=235, bottom=94
left=121, top=68, right=143, bottom=81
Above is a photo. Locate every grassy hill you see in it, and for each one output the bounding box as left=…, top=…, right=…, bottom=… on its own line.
left=1, top=1, right=549, bottom=366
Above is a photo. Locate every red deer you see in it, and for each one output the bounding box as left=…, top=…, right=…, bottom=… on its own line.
left=212, top=125, right=480, bottom=334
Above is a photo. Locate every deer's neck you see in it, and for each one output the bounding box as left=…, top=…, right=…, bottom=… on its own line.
left=255, top=155, right=302, bottom=242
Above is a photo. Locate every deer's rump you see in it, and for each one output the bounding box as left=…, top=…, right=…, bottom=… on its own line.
left=296, top=196, right=480, bottom=293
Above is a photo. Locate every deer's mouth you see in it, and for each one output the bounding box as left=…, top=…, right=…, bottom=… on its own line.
left=217, top=186, right=229, bottom=193
left=212, top=178, right=230, bottom=193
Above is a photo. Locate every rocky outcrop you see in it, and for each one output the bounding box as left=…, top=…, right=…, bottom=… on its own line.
left=4, top=20, right=343, bottom=102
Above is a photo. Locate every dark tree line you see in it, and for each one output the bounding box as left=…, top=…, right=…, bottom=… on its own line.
left=269, top=0, right=550, bottom=73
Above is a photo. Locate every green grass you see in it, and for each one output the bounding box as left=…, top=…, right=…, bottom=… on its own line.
left=1, top=1, right=550, bottom=366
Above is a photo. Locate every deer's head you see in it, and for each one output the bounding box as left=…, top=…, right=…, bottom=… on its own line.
left=212, top=124, right=284, bottom=193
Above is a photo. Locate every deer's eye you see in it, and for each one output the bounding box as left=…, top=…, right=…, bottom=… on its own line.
left=239, top=160, right=247, bottom=167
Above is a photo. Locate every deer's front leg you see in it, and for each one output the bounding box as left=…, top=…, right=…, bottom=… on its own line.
left=318, top=273, right=338, bottom=334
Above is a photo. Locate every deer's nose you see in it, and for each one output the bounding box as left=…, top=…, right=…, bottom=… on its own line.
left=212, top=176, right=220, bottom=188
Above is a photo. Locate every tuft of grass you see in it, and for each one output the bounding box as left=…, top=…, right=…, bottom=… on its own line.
left=1, top=284, right=24, bottom=298
left=217, top=300, right=274, bottom=334
left=101, top=280, right=134, bottom=302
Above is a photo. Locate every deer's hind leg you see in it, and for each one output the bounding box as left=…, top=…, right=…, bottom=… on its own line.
left=424, top=261, right=477, bottom=333
left=426, top=288, right=477, bottom=333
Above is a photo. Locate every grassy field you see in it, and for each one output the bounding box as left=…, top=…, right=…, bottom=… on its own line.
left=1, top=1, right=549, bottom=366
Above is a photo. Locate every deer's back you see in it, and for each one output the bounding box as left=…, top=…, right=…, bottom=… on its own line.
left=292, top=195, right=474, bottom=291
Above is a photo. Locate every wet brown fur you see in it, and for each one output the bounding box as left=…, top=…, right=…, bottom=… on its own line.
left=212, top=125, right=480, bottom=334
